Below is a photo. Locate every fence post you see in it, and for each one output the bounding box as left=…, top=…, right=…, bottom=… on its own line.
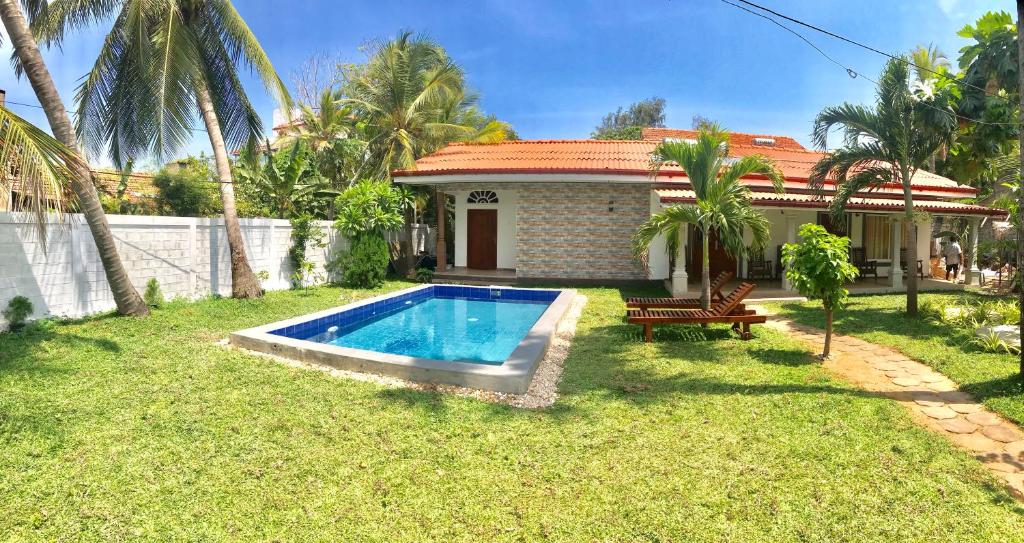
left=188, top=220, right=198, bottom=298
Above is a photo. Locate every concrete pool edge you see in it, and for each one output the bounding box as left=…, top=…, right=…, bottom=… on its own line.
left=229, top=285, right=577, bottom=394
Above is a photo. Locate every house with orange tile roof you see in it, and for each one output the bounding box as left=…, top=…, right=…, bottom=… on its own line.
left=393, top=128, right=1005, bottom=294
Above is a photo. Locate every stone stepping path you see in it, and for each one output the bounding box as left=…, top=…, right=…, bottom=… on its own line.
left=764, top=315, right=1024, bottom=500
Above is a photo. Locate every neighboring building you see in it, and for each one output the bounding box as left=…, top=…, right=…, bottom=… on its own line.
left=393, top=127, right=1005, bottom=291
left=2, top=168, right=157, bottom=213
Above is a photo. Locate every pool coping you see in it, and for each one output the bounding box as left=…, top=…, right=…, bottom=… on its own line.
left=229, top=284, right=577, bottom=394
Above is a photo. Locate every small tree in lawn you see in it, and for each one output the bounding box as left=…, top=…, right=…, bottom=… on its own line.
left=782, top=224, right=859, bottom=359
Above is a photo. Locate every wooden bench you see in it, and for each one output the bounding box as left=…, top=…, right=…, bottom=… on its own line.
left=627, top=282, right=766, bottom=342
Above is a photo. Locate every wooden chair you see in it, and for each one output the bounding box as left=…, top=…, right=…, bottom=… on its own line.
left=900, top=249, right=926, bottom=279
left=849, top=247, right=879, bottom=283
left=627, top=282, right=767, bottom=342
left=747, top=251, right=773, bottom=280
left=626, top=271, right=734, bottom=310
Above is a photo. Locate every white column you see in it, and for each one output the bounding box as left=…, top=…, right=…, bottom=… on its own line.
left=966, top=216, right=982, bottom=285
left=890, top=216, right=903, bottom=289
left=671, top=225, right=689, bottom=297
left=782, top=214, right=797, bottom=291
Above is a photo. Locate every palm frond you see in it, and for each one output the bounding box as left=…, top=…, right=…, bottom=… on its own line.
left=204, top=0, right=293, bottom=112
left=720, top=154, right=785, bottom=193
left=811, top=103, right=881, bottom=149
left=0, top=105, right=77, bottom=247
left=631, top=204, right=700, bottom=262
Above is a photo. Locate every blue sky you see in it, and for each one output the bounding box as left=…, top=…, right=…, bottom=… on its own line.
left=0, top=0, right=1012, bottom=168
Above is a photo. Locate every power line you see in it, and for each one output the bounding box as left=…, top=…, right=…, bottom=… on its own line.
left=733, top=0, right=1009, bottom=102
left=719, top=0, right=1021, bottom=129
left=4, top=99, right=208, bottom=132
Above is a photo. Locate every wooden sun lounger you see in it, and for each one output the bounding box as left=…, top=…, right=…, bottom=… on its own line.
left=625, top=271, right=734, bottom=310
left=627, top=282, right=766, bottom=342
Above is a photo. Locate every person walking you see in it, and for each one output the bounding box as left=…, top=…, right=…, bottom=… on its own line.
left=944, top=237, right=963, bottom=282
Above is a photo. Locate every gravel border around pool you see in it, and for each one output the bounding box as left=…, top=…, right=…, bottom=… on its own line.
left=223, top=294, right=587, bottom=408
left=229, top=285, right=577, bottom=394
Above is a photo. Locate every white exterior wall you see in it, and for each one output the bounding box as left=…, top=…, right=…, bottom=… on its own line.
left=452, top=189, right=518, bottom=269
left=647, top=192, right=670, bottom=280
left=0, top=213, right=346, bottom=328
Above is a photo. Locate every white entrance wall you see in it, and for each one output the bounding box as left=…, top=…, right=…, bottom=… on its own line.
left=451, top=189, right=518, bottom=269
left=647, top=191, right=671, bottom=280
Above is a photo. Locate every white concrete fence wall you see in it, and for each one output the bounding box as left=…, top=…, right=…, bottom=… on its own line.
left=0, top=213, right=348, bottom=328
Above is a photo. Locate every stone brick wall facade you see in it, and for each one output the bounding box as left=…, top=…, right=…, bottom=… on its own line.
left=437, top=182, right=651, bottom=280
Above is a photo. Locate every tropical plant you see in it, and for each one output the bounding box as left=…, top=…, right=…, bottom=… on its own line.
left=0, top=0, right=148, bottom=316
left=153, top=161, right=221, bottom=217
left=632, top=125, right=784, bottom=309
left=287, top=213, right=325, bottom=289
left=592, top=97, right=666, bottom=140
left=414, top=267, right=434, bottom=283
left=342, top=32, right=511, bottom=271
left=234, top=142, right=332, bottom=219
left=0, top=104, right=75, bottom=245
left=810, top=57, right=957, bottom=317
left=33, top=0, right=293, bottom=299
left=971, top=329, right=1019, bottom=355
left=143, top=278, right=164, bottom=308
left=782, top=224, right=860, bottom=358
left=278, top=87, right=370, bottom=194
left=331, top=180, right=405, bottom=288
left=2, top=295, right=33, bottom=331
left=342, top=31, right=511, bottom=174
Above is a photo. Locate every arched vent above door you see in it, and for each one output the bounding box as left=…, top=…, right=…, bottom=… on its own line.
left=467, top=190, right=499, bottom=204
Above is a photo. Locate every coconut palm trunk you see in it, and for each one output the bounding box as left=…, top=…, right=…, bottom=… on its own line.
left=0, top=0, right=148, bottom=316
left=903, top=165, right=918, bottom=317
left=1016, top=0, right=1024, bottom=376
left=195, top=84, right=261, bottom=298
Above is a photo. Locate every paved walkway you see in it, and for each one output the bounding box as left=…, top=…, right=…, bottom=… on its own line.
left=764, top=315, right=1024, bottom=499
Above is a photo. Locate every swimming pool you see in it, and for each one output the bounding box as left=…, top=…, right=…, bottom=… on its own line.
left=230, top=285, right=575, bottom=393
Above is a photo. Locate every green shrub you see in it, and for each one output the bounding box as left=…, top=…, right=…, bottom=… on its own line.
left=153, top=158, right=221, bottom=217
left=329, top=180, right=405, bottom=288
left=144, top=278, right=165, bottom=308
left=3, top=296, right=33, bottom=331
left=414, top=267, right=434, bottom=283
left=338, top=235, right=390, bottom=288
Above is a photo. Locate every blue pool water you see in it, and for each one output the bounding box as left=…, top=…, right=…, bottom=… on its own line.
left=269, top=286, right=559, bottom=364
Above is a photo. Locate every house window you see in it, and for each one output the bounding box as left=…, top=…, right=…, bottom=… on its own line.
left=467, top=190, right=498, bottom=204
left=863, top=215, right=907, bottom=260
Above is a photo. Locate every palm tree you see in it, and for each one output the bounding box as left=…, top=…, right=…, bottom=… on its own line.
left=0, top=104, right=75, bottom=245
left=910, top=44, right=953, bottom=171
left=632, top=125, right=784, bottom=309
left=810, top=57, right=957, bottom=316
left=0, top=0, right=149, bottom=316
left=34, top=0, right=292, bottom=299
left=910, top=43, right=951, bottom=84
left=279, top=88, right=369, bottom=194
left=343, top=32, right=512, bottom=271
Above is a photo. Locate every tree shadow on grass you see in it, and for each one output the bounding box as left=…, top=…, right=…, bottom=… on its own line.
left=776, top=299, right=977, bottom=353
left=748, top=347, right=817, bottom=366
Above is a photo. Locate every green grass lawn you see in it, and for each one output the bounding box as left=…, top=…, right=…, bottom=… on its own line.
left=769, top=292, right=1024, bottom=427
left=2, top=282, right=1023, bottom=541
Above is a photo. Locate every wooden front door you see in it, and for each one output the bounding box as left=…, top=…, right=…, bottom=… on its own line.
left=466, top=209, right=498, bottom=270
left=689, top=228, right=737, bottom=278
